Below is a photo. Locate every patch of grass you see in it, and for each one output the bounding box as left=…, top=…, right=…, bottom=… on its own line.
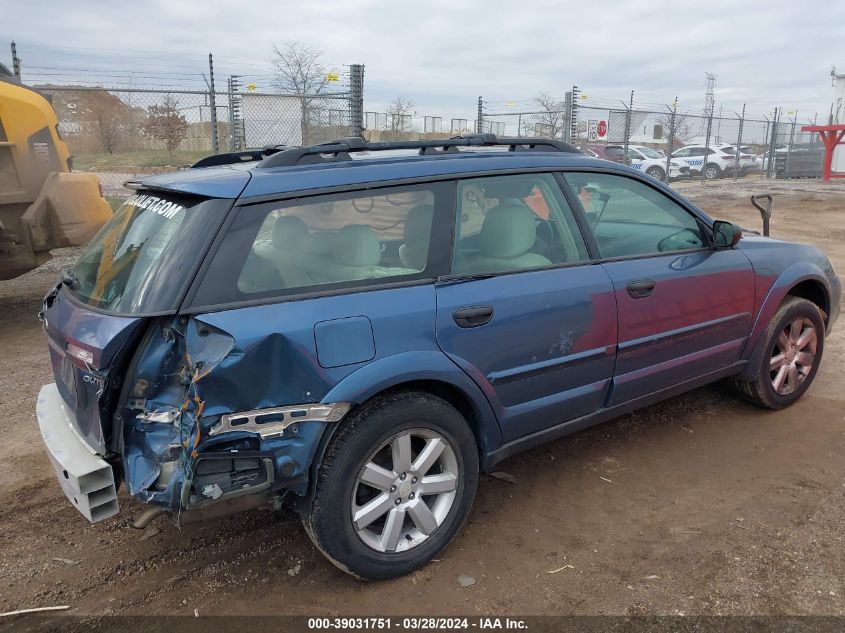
left=73, top=149, right=210, bottom=172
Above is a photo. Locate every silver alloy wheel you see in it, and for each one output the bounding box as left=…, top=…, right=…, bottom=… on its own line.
left=351, top=428, right=459, bottom=553
left=704, top=165, right=719, bottom=179
left=770, top=317, right=817, bottom=395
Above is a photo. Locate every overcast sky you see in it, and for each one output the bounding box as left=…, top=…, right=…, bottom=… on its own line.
left=3, top=0, right=843, bottom=122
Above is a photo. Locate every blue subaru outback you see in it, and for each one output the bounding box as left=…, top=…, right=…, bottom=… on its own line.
left=37, top=135, right=840, bottom=579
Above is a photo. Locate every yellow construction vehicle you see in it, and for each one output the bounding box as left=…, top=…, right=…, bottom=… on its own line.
left=0, top=63, right=111, bottom=279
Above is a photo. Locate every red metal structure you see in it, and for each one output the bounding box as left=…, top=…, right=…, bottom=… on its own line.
left=801, top=124, right=845, bottom=182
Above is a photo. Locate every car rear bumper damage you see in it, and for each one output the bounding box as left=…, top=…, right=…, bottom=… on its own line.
left=36, top=383, right=119, bottom=522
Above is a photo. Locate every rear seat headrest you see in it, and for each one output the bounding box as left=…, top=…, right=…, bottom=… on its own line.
left=479, top=203, right=537, bottom=258
left=272, top=215, right=308, bottom=251
left=333, top=224, right=381, bottom=267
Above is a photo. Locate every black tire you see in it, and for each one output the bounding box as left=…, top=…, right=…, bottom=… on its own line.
left=731, top=297, right=825, bottom=409
left=301, top=391, right=479, bottom=580
left=646, top=166, right=665, bottom=180
left=703, top=163, right=721, bottom=180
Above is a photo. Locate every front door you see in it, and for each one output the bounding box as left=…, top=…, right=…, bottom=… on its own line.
left=435, top=173, right=617, bottom=443
left=563, top=171, right=755, bottom=406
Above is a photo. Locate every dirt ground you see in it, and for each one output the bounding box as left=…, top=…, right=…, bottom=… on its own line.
left=0, top=179, right=843, bottom=621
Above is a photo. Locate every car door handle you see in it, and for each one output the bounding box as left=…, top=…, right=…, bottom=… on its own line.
left=453, top=306, right=494, bottom=328
left=626, top=279, right=656, bottom=298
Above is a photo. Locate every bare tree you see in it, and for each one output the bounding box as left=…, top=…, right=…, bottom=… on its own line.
left=386, top=96, right=414, bottom=140
left=270, top=41, right=329, bottom=145
left=533, top=92, right=566, bottom=139
left=143, top=95, right=188, bottom=159
left=655, top=110, right=695, bottom=150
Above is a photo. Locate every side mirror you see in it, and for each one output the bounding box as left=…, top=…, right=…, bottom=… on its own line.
left=713, top=220, right=742, bottom=248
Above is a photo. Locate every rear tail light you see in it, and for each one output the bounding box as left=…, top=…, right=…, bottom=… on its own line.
left=66, top=342, right=94, bottom=365
left=720, top=155, right=733, bottom=160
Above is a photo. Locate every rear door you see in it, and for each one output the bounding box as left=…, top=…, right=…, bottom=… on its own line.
left=563, top=171, right=754, bottom=406
left=434, top=173, right=617, bottom=443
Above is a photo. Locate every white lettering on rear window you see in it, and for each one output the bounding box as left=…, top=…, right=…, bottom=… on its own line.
left=126, top=194, right=184, bottom=219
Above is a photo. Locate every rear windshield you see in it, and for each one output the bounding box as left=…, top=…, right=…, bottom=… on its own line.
left=67, top=191, right=230, bottom=314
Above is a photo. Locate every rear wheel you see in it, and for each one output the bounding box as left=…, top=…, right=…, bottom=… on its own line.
left=731, top=297, right=825, bottom=409
left=703, top=163, right=721, bottom=180
left=301, top=391, right=479, bottom=580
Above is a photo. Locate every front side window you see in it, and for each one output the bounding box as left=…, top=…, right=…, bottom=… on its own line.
left=453, top=173, right=589, bottom=275
left=192, top=183, right=450, bottom=306
left=565, top=172, right=706, bottom=259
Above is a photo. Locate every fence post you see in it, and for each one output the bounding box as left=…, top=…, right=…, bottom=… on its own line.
left=766, top=107, right=779, bottom=179
left=563, top=91, right=573, bottom=143
left=700, top=103, right=714, bottom=185
left=477, top=97, right=484, bottom=134
left=208, top=53, right=219, bottom=154
left=621, top=91, right=633, bottom=166
left=10, top=41, right=21, bottom=79
left=349, top=64, right=365, bottom=137
left=664, top=99, right=677, bottom=184
left=785, top=110, right=797, bottom=179
left=733, top=104, right=745, bottom=182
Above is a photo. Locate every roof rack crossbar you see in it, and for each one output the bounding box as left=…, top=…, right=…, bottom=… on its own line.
left=191, top=145, right=290, bottom=169
left=256, top=134, right=580, bottom=169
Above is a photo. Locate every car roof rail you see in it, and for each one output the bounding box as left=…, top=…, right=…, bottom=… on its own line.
left=191, top=145, right=290, bottom=168
left=255, top=134, right=581, bottom=169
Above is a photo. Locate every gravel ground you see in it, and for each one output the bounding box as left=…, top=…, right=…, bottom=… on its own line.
left=0, top=179, right=843, bottom=624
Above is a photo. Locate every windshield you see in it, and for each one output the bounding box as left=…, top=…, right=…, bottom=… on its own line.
left=67, top=191, right=229, bottom=314
left=637, top=147, right=663, bottom=159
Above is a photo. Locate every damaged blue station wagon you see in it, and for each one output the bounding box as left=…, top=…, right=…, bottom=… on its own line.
left=37, top=135, right=840, bottom=579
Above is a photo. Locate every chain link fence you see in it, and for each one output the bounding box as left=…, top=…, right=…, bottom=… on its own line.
left=478, top=96, right=826, bottom=185
left=36, top=67, right=362, bottom=196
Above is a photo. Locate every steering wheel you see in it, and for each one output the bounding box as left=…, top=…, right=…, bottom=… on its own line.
left=657, top=228, right=703, bottom=252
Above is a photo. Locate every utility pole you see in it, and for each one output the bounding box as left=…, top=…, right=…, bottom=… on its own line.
left=208, top=53, right=219, bottom=154
left=477, top=96, right=484, bottom=134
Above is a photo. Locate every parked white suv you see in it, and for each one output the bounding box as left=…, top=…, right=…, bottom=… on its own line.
left=718, top=145, right=759, bottom=175
left=605, top=144, right=689, bottom=180
left=671, top=145, right=738, bottom=179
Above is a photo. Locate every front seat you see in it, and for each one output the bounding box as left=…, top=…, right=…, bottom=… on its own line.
left=465, top=202, right=551, bottom=273
left=398, top=204, right=434, bottom=270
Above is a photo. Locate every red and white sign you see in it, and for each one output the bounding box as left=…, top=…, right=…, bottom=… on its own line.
left=596, top=120, right=608, bottom=140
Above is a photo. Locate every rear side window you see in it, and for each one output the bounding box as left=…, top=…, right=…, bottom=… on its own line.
left=191, top=182, right=452, bottom=307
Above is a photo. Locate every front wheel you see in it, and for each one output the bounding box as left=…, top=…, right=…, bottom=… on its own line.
left=646, top=166, right=665, bottom=180
left=301, top=391, right=479, bottom=580
left=731, top=297, right=825, bottom=409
